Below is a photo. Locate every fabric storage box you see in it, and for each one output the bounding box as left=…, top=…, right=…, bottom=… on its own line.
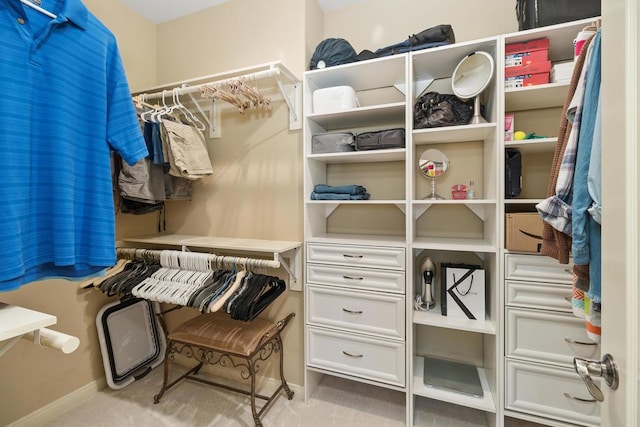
left=440, top=263, right=485, bottom=320
left=354, top=128, right=405, bottom=151
left=312, top=132, right=356, bottom=154
left=312, top=86, right=359, bottom=114
left=506, top=213, right=544, bottom=253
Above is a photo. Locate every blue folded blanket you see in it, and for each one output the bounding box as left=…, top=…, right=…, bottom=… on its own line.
left=313, top=184, right=367, bottom=195
left=311, top=192, right=370, bottom=200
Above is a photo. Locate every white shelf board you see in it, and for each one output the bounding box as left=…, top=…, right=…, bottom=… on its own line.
left=119, top=234, right=301, bottom=254
left=0, top=303, right=56, bottom=341
left=505, top=138, right=557, bottom=154
left=305, top=233, right=406, bottom=247
left=307, top=148, right=406, bottom=164
left=305, top=54, right=407, bottom=92
left=413, top=355, right=496, bottom=413
left=413, top=307, right=496, bottom=335
left=505, top=83, right=569, bottom=111
left=307, top=200, right=406, bottom=205
left=413, top=123, right=496, bottom=145
left=504, top=199, right=544, bottom=205
left=306, top=102, right=405, bottom=129
left=413, top=199, right=497, bottom=206
left=412, top=237, right=497, bottom=253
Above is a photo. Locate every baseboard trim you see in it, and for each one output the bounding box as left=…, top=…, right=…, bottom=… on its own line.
left=8, top=378, right=107, bottom=427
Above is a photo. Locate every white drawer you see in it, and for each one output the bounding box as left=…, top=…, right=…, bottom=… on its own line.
left=505, top=254, right=573, bottom=284
left=506, top=280, right=573, bottom=312
left=507, top=307, right=600, bottom=367
left=307, top=285, right=405, bottom=339
left=506, top=359, right=600, bottom=427
left=307, top=243, right=405, bottom=270
left=306, top=264, right=405, bottom=294
left=307, top=326, right=405, bottom=387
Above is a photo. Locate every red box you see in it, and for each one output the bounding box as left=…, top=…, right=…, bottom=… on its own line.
left=505, top=73, right=550, bottom=89
left=505, top=50, right=549, bottom=67
left=506, top=38, right=550, bottom=55
left=505, top=61, right=551, bottom=78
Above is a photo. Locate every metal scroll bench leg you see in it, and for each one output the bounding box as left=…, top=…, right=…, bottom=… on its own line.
left=153, top=312, right=295, bottom=427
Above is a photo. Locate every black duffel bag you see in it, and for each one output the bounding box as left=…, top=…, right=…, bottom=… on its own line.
left=516, top=0, right=600, bottom=30
left=414, top=92, right=474, bottom=129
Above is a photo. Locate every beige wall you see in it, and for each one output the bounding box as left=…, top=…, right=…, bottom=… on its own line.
left=1, top=1, right=520, bottom=424
left=323, top=0, right=518, bottom=51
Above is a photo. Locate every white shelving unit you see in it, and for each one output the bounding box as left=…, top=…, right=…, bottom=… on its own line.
left=302, top=17, right=599, bottom=426
left=303, top=34, right=502, bottom=426
left=500, top=17, right=602, bottom=427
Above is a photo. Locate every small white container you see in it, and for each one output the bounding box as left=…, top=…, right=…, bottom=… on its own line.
left=312, top=86, right=359, bottom=114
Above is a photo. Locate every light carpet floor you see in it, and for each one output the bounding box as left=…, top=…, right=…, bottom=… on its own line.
left=40, top=367, right=542, bottom=427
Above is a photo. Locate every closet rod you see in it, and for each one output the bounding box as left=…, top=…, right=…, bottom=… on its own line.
left=116, top=247, right=281, bottom=270
left=140, top=68, right=280, bottom=101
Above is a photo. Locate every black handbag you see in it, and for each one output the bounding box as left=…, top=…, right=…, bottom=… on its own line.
left=414, top=92, right=474, bottom=129
left=516, top=0, right=601, bottom=30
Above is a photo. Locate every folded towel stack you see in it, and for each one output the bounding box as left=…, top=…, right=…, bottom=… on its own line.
left=310, top=184, right=370, bottom=200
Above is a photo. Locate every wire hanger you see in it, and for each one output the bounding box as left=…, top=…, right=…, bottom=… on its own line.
left=21, top=0, right=57, bottom=19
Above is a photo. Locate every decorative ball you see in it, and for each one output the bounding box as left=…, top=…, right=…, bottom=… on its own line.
left=514, top=131, right=527, bottom=140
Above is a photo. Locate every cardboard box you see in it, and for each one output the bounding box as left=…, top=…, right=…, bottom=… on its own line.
left=505, top=38, right=550, bottom=55
left=505, top=60, right=551, bottom=78
left=505, top=50, right=549, bottom=67
left=505, top=72, right=550, bottom=89
left=505, top=213, right=543, bottom=253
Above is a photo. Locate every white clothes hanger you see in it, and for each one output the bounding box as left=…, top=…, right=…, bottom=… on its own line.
left=21, top=0, right=57, bottom=19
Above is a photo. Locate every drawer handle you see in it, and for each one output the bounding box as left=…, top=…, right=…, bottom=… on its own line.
left=342, top=351, right=363, bottom=358
left=343, top=254, right=364, bottom=259
left=564, top=268, right=573, bottom=274
left=563, top=392, right=597, bottom=403
left=343, top=275, right=364, bottom=281
left=565, top=337, right=599, bottom=347
left=342, top=308, right=363, bottom=314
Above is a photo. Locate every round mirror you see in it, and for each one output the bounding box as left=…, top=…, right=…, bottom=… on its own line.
left=418, top=149, right=449, bottom=200
left=451, top=51, right=494, bottom=124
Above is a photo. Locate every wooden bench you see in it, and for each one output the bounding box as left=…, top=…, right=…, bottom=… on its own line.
left=153, top=312, right=295, bottom=426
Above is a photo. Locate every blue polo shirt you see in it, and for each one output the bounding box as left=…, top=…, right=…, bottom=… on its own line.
left=0, top=0, right=148, bottom=291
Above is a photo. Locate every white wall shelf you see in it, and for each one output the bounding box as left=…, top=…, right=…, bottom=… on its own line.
left=118, top=233, right=303, bottom=291
left=412, top=237, right=497, bottom=253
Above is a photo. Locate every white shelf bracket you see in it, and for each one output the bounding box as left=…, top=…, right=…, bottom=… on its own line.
left=273, top=65, right=302, bottom=130
left=467, top=204, right=487, bottom=221
left=414, top=77, right=435, bottom=98
left=275, top=247, right=302, bottom=291
left=0, top=336, right=22, bottom=358
left=324, top=204, right=339, bottom=217
left=395, top=203, right=406, bottom=214
left=414, top=204, right=432, bottom=219
left=474, top=252, right=486, bottom=261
